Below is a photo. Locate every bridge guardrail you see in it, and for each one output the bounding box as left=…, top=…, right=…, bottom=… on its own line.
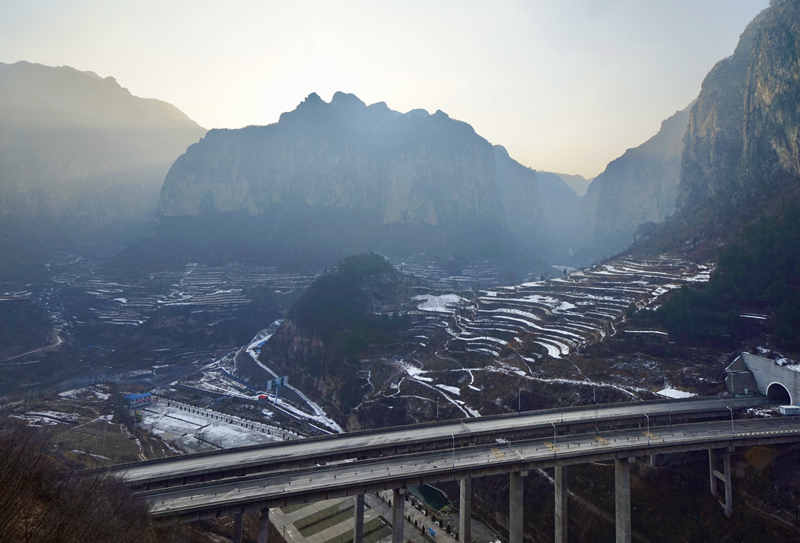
left=106, top=395, right=768, bottom=475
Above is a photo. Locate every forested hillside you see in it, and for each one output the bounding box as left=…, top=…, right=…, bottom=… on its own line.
left=653, top=205, right=800, bottom=351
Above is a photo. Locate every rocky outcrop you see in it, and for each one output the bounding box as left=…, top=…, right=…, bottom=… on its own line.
left=676, top=0, right=800, bottom=239
left=155, top=92, right=581, bottom=271
left=581, top=106, right=689, bottom=260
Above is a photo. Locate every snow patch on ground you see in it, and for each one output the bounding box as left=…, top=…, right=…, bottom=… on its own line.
left=656, top=386, right=696, bottom=399
left=436, top=384, right=461, bottom=396
left=534, top=340, right=562, bottom=359
left=139, top=400, right=282, bottom=451
left=11, top=410, right=80, bottom=426
left=399, top=361, right=433, bottom=382
left=71, top=450, right=111, bottom=461
left=413, top=294, right=465, bottom=314
left=58, top=386, right=110, bottom=401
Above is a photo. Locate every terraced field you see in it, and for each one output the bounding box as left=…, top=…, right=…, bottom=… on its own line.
left=426, top=256, right=711, bottom=362
left=53, top=262, right=316, bottom=328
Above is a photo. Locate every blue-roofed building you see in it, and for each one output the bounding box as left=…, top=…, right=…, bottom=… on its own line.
left=124, top=392, right=152, bottom=409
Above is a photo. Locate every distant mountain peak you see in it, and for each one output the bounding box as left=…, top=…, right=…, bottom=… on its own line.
left=331, top=91, right=366, bottom=108
left=304, top=91, right=323, bottom=103
left=368, top=101, right=390, bottom=112
left=154, top=90, right=582, bottom=271
left=406, top=107, right=429, bottom=119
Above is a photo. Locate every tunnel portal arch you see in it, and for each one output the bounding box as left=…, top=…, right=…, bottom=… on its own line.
left=767, top=382, right=792, bottom=405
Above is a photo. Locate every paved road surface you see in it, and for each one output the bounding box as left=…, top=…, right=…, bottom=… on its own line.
left=118, top=396, right=765, bottom=486
left=143, top=416, right=799, bottom=518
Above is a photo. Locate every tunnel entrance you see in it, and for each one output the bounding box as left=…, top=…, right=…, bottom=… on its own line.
left=767, top=382, right=792, bottom=405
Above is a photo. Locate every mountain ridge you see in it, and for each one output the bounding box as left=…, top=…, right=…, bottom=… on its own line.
left=148, top=91, right=582, bottom=274
left=635, top=0, right=800, bottom=255
left=0, top=61, right=206, bottom=279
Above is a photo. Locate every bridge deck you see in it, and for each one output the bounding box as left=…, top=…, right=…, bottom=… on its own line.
left=116, top=396, right=766, bottom=486
left=141, top=416, right=800, bottom=519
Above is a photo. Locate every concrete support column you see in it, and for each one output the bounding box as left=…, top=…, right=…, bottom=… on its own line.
left=392, top=488, right=405, bottom=543
left=257, top=507, right=270, bottom=543
left=353, top=494, right=365, bottom=543
left=721, top=452, right=733, bottom=518
left=614, top=459, right=631, bottom=543
left=554, top=465, right=567, bottom=543
left=709, top=449, right=733, bottom=517
left=459, top=476, right=472, bottom=543
left=509, top=471, right=524, bottom=543
left=708, top=449, right=717, bottom=497
left=233, top=509, right=244, bottom=543
left=648, top=454, right=661, bottom=467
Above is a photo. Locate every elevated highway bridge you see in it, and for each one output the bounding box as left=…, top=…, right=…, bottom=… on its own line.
left=110, top=396, right=798, bottom=543
left=114, top=396, right=766, bottom=489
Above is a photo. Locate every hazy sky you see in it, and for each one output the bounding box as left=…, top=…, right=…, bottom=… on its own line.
left=2, top=0, right=767, bottom=178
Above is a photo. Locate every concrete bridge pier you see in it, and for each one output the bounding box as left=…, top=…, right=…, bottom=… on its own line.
left=459, top=476, right=472, bottom=543
left=615, top=459, right=631, bottom=543
left=708, top=449, right=733, bottom=517
left=509, top=470, right=525, bottom=543
left=353, top=494, right=365, bottom=543
left=257, top=507, right=270, bottom=543
left=233, top=508, right=244, bottom=543
left=648, top=453, right=662, bottom=466
left=554, top=465, right=567, bottom=543
left=392, top=488, right=405, bottom=543
left=709, top=449, right=718, bottom=499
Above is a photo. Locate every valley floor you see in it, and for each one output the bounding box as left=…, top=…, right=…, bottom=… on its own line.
left=2, top=251, right=798, bottom=541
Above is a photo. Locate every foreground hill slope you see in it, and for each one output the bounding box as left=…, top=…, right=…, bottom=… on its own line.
left=0, top=424, right=212, bottom=543
left=150, top=92, right=580, bottom=272
left=0, top=61, right=205, bottom=278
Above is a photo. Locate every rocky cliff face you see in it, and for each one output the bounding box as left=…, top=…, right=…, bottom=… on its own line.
left=676, top=0, right=800, bottom=239
left=0, top=61, right=205, bottom=277
left=492, top=146, right=584, bottom=263
left=581, top=107, right=689, bottom=260
left=162, top=93, right=501, bottom=225
left=155, top=92, right=581, bottom=271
